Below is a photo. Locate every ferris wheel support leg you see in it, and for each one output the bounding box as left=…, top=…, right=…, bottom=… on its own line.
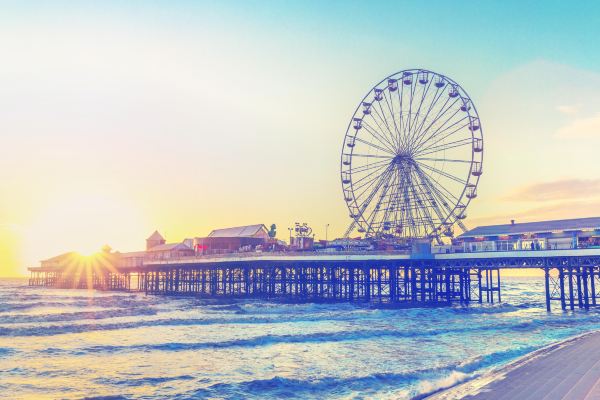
left=456, top=220, right=469, bottom=234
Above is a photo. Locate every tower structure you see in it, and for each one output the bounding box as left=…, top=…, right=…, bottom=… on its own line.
left=146, top=230, right=166, bottom=250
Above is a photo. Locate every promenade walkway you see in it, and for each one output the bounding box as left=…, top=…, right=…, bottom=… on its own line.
left=429, top=331, right=600, bottom=400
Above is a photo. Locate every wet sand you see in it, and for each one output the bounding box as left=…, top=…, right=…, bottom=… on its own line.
left=426, top=330, right=600, bottom=400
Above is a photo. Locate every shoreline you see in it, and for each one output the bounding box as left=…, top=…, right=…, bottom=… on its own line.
left=419, top=329, right=600, bottom=399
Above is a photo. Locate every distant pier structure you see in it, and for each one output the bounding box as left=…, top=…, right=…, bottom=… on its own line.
left=28, top=248, right=600, bottom=310
left=29, top=252, right=501, bottom=306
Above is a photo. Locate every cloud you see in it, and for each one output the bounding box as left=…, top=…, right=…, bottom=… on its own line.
left=556, top=104, right=580, bottom=116
left=556, top=112, right=600, bottom=138
left=505, top=179, right=600, bottom=202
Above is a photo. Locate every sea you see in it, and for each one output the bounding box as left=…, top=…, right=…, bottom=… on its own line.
left=1, top=276, right=600, bottom=400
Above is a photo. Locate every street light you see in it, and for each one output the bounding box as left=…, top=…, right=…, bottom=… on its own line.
left=325, top=224, right=330, bottom=242
left=288, top=227, right=293, bottom=247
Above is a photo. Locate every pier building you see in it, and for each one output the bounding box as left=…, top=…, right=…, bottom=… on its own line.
left=457, top=217, right=600, bottom=253
left=193, top=224, right=271, bottom=254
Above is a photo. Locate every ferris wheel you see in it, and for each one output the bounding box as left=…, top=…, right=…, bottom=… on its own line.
left=341, top=69, right=483, bottom=240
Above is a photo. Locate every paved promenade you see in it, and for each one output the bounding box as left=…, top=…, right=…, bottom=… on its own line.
left=428, top=331, right=600, bottom=400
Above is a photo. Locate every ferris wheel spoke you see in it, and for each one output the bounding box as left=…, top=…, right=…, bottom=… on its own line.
left=378, top=169, right=397, bottom=234
left=415, top=163, right=462, bottom=205
left=396, top=80, right=408, bottom=151
left=352, top=164, right=391, bottom=192
left=349, top=153, right=393, bottom=159
left=414, top=111, right=468, bottom=153
left=411, top=168, right=448, bottom=226
left=389, top=170, right=405, bottom=229
left=417, top=162, right=467, bottom=185
left=362, top=178, right=392, bottom=228
left=415, top=157, right=472, bottom=163
left=415, top=168, right=455, bottom=213
left=377, top=169, right=399, bottom=235
left=410, top=92, right=444, bottom=149
left=390, top=166, right=410, bottom=236
left=354, top=168, right=395, bottom=230
left=407, top=172, right=437, bottom=236
left=349, top=167, right=390, bottom=190
left=415, top=120, right=472, bottom=155
left=354, top=173, right=392, bottom=208
left=362, top=114, right=395, bottom=150
left=400, top=80, right=419, bottom=155
left=412, top=96, right=463, bottom=151
left=406, top=79, right=434, bottom=150
left=395, top=80, right=407, bottom=152
left=352, top=163, right=394, bottom=201
left=409, top=90, right=450, bottom=150
left=348, top=158, right=391, bottom=174
left=391, top=86, right=412, bottom=154
left=374, top=169, right=395, bottom=233
left=404, top=169, right=418, bottom=237
left=411, top=98, right=462, bottom=151
left=430, top=185, right=462, bottom=224
left=359, top=121, right=399, bottom=153
left=363, top=112, right=399, bottom=153
left=357, top=167, right=395, bottom=226
left=405, top=77, right=419, bottom=146
left=416, top=137, right=472, bottom=157
left=382, top=89, right=403, bottom=151
left=373, top=99, right=402, bottom=151
left=414, top=168, right=458, bottom=230
left=353, top=136, right=396, bottom=155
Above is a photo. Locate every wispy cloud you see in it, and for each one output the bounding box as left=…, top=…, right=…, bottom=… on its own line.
left=505, top=179, right=600, bottom=202
left=556, top=112, right=600, bottom=138
left=556, top=104, right=580, bottom=116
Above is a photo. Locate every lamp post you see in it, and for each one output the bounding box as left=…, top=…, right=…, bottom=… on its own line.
left=325, top=224, right=330, bottom=242
left=288, top=227, right=293, bottom=247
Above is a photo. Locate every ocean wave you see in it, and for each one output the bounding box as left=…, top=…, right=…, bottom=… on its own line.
left=38, top=322, right=557, bottom=356
left=170, top=345, right=547, bottom=400
left=0, top=307, right=157, bottom=324
left=174, top=373, right=422, bottom=399
left=0, top=347, right=16, bottom=356
left=0, top=297, right=149, bottom=313
left=3, top=301, right=600, bottom=338
left=94, top=374, right=195, bottom=387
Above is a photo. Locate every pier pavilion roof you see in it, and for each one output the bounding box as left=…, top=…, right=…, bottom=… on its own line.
left=40, top=252, right=79, bottom=269
left=459, top=217, right=600, bottom=238
left=146, top=242, right=192, bottom=252
left=207, top=224, right=269, bottom=239
left=146, top=231, right=165, bottom=241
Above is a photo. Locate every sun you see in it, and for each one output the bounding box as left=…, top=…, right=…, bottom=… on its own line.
left=20, top=190, right=148, bottom=275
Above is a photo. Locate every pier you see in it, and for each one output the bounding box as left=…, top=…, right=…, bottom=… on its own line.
left=28, top=249, right=600, bottom=310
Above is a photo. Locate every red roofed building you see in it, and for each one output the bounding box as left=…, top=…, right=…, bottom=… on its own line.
left=193, top=224, right=270, bottom=254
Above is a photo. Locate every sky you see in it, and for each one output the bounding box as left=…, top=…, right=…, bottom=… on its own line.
left=2, top=1, right=600, bottom=276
